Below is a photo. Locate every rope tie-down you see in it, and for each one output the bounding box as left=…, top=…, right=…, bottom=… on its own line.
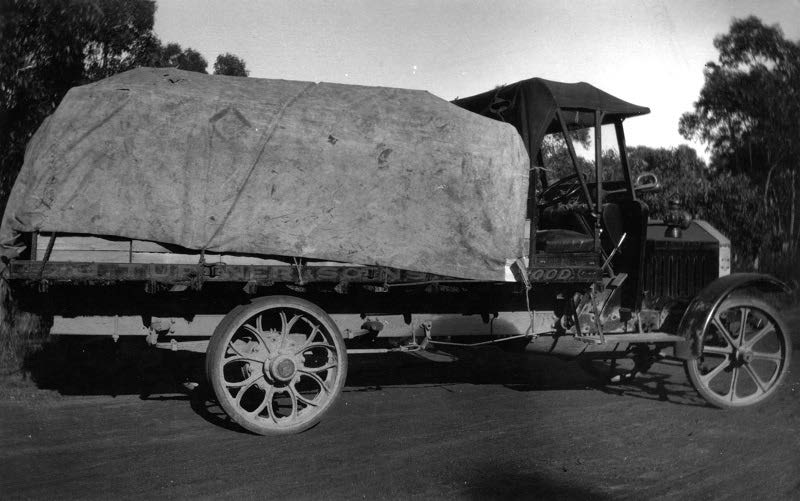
left=425, top=257, right=537, bottom=350
left=201, top=82, right=317, bottom=254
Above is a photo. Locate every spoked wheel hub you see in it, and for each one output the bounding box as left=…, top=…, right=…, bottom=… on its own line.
left=206, top=296, right=348, bottom=435
left=268, top=356, right=298, bottom=382
left=733, top=347, right=754, bottom=366
left=685, top=297, right=791, bottom=408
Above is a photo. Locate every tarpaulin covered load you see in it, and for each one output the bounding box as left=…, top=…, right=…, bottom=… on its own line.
left=0, top=68, right=529, bottom=281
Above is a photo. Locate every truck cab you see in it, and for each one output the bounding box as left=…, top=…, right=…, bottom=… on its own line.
left=453, top=78, right=658, bottom=311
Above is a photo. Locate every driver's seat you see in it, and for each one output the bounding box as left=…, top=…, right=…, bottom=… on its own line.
left=535, top=229, right=594, bottom=253
left=535, top=203, right=595, bottom=253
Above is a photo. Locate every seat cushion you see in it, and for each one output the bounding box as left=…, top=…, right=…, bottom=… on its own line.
left=536, top=229, right=594, bottom=253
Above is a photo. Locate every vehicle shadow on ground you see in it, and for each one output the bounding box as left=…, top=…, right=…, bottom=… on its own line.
left=21, top=336, right=204, bottom=398
left=454, top=459, right=613, bottom=501
left=18, top=337, right=708, bottom=433
left=344, top=347, right=707, bottom=408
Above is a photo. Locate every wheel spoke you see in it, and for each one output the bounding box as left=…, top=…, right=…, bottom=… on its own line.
left=737, top=307, right=749, bottom=347
left=728, top=367, right=739, bottom=402
left=699, top=358, right=730, bottom=386
left=224, top=354, right=267, bottom=366
left=296, top=325, right=323, bottom=353
left=226, top=371, right=264, bottom=389
left=247, top=387, right=274, bottom=417
left=285, top=388, right=298, bottom=420
left=255, top=313, right=264, bottom=334
left=297, top=370, right=331, bottom=393
left=279, top=311, right=301, bottom=350
left=269, top=388, right=299, bottom=423
left=264, top=388, right=278, bottom=423
left=242, top=323, right=269, bottom=349
left=742, top=364, right=767, bottom=394
left=711, top=316, right=736, bottom=348
left=226, top=341, right=246, bottom=358
left=291, top=382, right=320, bottom=407
left=295, top=341, right=336, bottom=357
left=234, top=377, right=262, bottom=405
left=302, top=361, right=337, bottom=374
left=283, top=312, right=302, bottom=336
left=703, top=345, right=733, bottom=356
left=750, top=350, right=783, bottom=362
left=744, top=324, right=774, bottom=350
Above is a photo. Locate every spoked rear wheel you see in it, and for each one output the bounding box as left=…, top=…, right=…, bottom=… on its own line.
left=685, top=297, right=791, bottom=408
left=206, top=296, right=347, bottom=435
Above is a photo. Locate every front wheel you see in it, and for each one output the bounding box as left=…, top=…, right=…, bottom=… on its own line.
left=206, top=296, right=348, bottom=435
left=684, top=297, right=792, bottom=408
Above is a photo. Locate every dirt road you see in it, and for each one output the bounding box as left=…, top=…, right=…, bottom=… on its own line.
left=2, top=322, right=799, bottom=500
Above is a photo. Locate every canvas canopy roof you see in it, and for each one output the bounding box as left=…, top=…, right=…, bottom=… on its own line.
left=0, top=68, right=529, bottom=281
left=452, top=78, right=650, bottom=160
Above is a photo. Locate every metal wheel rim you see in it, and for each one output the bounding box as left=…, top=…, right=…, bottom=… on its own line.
left=214, top=305, right=344, bottom=430
left=689, top=302, right=789, bottom=406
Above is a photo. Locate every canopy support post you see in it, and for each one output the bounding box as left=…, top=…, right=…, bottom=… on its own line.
left=555, top=109, right=594, bottom=215
left=594, top=111, right=605, bottom=253
left=614, top=120, right=635, bottom=200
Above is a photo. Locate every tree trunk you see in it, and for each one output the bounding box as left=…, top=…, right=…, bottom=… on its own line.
left=791, top=169, right=797, bottom=253
left=763, top=149, right=775, bottom=210
left=101, top=42, right=108, bottom=75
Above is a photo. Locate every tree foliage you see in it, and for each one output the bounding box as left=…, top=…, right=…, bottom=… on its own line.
left=0, top=0, right=248, bottom=211
left=1, top=0, right=102, bottom=202
left=153, top=43, right=208, bottom=73
left=81, top=0, right=159, bottom=80
left=545, top=129, right=777, bottom=269
left=214, top=53, right=249, bottom=77
left=679, top=16, right=800, bottom=259
left=627, top=145, right=708, bottom=217
left=628, top=145, right=767, bottom=268
left=540, top=129, right=592, bottom=180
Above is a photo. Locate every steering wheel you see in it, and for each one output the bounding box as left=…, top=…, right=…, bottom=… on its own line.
left=538, top=173, right=584, bottom=208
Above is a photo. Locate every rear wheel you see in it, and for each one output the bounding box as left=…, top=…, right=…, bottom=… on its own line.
left=206, top=296, right=347, bottom=435
left=684, top=297, right=791, bottom=408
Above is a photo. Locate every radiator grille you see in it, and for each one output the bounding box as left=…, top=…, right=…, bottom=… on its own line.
left=643, top=245, right=718, bottom=301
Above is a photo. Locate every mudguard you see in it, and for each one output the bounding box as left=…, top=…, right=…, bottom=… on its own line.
left=675, top=273, right=791, bottom=359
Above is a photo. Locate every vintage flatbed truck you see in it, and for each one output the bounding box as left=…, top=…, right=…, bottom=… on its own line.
left=1, top=68, right=792, bottom=435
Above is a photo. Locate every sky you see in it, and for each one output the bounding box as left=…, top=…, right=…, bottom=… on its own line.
left=153, top=0, right=800, bottom=158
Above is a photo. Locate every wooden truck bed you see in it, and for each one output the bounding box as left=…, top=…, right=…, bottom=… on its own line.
left=7, top=233, right=461, bottom=290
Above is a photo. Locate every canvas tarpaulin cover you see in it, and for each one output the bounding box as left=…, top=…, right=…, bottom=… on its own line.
left=0, top=68, right=529, bottom=281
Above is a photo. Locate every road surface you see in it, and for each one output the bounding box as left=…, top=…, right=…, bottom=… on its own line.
left=1, top=315, right=799, bottom=500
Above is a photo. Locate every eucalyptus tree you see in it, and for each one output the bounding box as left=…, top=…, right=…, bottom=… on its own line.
left=680, top=16, right=800, bottom=255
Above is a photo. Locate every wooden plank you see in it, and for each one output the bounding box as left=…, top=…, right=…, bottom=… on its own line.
left=36, top=235, right=131, bottom=252
left=7, top=260, right=457, bottom=285
left=129, top=252, right=281, bottom=265
left=35, top=249, right=132, bottom=263
left=34, top=233, right=366, bottom=267
left=131, top=252, right=200, bottom=264
left=129, top=252, right=360, bottom=266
